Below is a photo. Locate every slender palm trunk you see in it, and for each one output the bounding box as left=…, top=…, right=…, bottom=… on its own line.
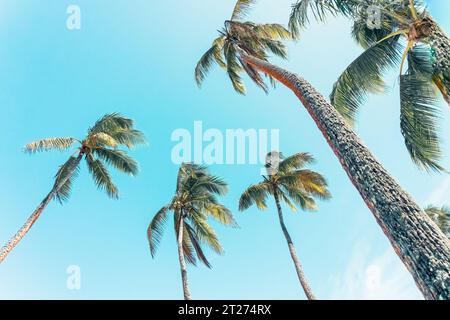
left=0, top=153, right=83, bottom=264
left=274, top=190, right=316, bottom=300
left=243, top=54, right=450, bottom=300
left=177, top=215, right=192, bottom=300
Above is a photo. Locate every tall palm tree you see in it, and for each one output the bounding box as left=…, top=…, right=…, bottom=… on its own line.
left=0, top=113, right=145, bottom=264
left=425, top=205, right=450, bottom=238
left=147, top=163, right=236, bottom=300
left=239, top=152, right=331, bottom=300
left=290, top=0, right=449, bottom=171
left=195, top=0, right=450, bottom=299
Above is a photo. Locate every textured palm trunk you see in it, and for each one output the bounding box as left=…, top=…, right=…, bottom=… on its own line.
left=0, top=153, right=83, bottom=264
left=243, top=54, right=450, bottom=300
left=428, top=17, right=450, bottom=105
left=177, top=216, right=192, bottom=300
left=273, top=191, right=316, bottom=300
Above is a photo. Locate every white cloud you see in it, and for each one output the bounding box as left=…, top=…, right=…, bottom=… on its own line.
left=427, top=176, right=450, bottom=206
left=328, top=243, right=423, bottom=300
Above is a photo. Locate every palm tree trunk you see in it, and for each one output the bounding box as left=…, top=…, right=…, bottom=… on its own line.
left=428, top=17, right=450, bottom=106
left=177, top=215, right=192, bottom=300
left=242, top=53, right=450, bottom=300
left=273, top=190, right=316, bottom=300
left=0, top=153, right=83, bottom=264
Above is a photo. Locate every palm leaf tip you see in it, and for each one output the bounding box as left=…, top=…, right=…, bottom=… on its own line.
left=86, top=155, right=119, bottom=199
left=24, top=137, right=77, bottom=154
left=147, top=206, right=169, bottom=257
left=231, top=0, right=256, bottom=21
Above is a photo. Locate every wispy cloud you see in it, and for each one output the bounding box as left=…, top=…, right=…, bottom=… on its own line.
left=328, top=243, right=423, bottom=300
left=427, top=176, right=450, bottom=206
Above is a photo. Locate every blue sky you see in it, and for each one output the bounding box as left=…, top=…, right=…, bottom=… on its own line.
left=0, top=0, right=448, bottom=299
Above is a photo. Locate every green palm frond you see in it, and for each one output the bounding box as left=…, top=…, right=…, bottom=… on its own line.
left=24, top=137, right=77, bottom=154
left=254, top=24, right=292, bottom=40
left=224, top=41, right=246, bottom=94
left=289, top=0, right=356, bottom=38
left=351, top=17, right=395, bottom=49
left=184, top=222, right=212, bottom=268
left=278, top=152, right=315, bottom=172
left=425, top=205, right=450, bottom=237
left=195, top=37, right=226, bottom=86
left=281, top=185, right=317, bottom=211
left=88, top=113, right=133, bottom=136
left=239, top=182, right=270, bottom=211
left=408, top=44, right=434, bottom=76
left=110, top=128, right=146, bottom=149
left=231, top=0, right=256, bottom=21
left=147, top=206, right=170, bottom=257
left=204, top=203, right=237, bottom=226
left=277, top=188, right=298, bottom=212
left=53, top=156, right=81, bottom=203
left=400, top=73, right=443, bottom=172
left=94, top=148, right=139, bottom=176
left=86, top=154, right=119, bottom=198
left=189, top=211, right=223, bottom=255
left=330, top=38, right=402, bottom=123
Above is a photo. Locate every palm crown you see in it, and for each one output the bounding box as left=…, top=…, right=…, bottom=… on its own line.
left=24, top=113, right=145, bottom=200
left=239, top=152, right=331, bottom=212
left=290, top=0, right=448, bottom=172
left=147, top=163, right=236, bottom=268
left=195, top=0, right=292, bottom=94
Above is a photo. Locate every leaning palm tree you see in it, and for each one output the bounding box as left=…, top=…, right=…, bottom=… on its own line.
left=239, top=152, right=331, bottom=300
left=290, top=0, right=449, bottom=171
left=0, top=113, right=145, bottom=264
left=425, top=205, right=450, bottom=238
left=195, top=0, right=450, bottom=299
left=147, top=163, right=236, bottom=300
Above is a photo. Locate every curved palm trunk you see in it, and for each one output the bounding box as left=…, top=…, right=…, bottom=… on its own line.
left=274, top=191, right=316, bottom=300
left=0, top=154, right=83, bottom=264
left=177, top=216, right=192, bottom=300
left=243, top=54, right=450, bottom=300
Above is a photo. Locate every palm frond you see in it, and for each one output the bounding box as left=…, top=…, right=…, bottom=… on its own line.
left=425, top=205, right=450, bottom=237
left=231, top=0, right=256, bottom=21
left=204, top=203, right=237, bottom=227
left=289, top=0, right=356, bottom=38
left=88, top=113, right=133, bottom=136
left=110, top=128, right=146, bottom=149
left=184, top=222, right=212, bottom=268
left=239, top=182, right=270, bottom=211
left=86, top=154, right=119, bottom=198
left=281, top=185, right=317, bottom=211
left=94, top=148, right=139, bottom=176
left=189, top=212, right=223, bottom=255
left=224, top=41, right=246, bottom=94
left=53, top=156, right=81, bottom=203
left=147, top=206, right=170, bottom=257
left=195, top=37, right=226, bottom=86
left=24, top=137, right=77, bottom=154
left=278, top=152, right=315, bottom=172
left=400, top=73, right=443, bottom=171
left=254, top=24, right=292, bottom=40
left=330, top=38, right=402, bottom=123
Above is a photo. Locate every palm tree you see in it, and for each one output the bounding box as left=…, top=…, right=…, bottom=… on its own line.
left=289, top=0, right=449, bottom=171
left=425, top=205, right=450, bottom=238
left=195, top=0, right=450, bottom=299
left=0, top=113, right=145, bottom=264
left=147, top=163, right=236, bottom=300
left=239, top=152, right=331, bottom=300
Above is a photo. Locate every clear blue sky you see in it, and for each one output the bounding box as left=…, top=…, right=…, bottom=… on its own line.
left=0, top=0, right=448, bottom=299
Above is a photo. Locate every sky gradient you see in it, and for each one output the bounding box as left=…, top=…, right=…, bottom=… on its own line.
left=0, top=0, right=448, bottom=299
